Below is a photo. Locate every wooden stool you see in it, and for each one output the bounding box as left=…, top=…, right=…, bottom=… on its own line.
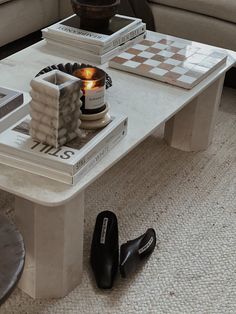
left=0, top=215, right=25, bottom=305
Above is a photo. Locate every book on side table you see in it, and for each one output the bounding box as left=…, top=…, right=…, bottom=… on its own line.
left=0, top=113, right=128, bottom=184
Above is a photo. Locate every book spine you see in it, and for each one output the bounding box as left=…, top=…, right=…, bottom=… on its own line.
left=105, top=22, right=145, bottom=47
left=100, top=32, right=147, bottom=64
left=72, top=118, right=127, bottom=174
left=0, top=96, right=29, bottom=134
left=0, top=127, right=127, bottom=185
left=0, top=135, right=75, bottom=174
left=43, top=23, right=146, bottom=55
left=0, top=153, right=72, bottom=184
left=0, top=92, right=23, bottom=119
left=101, top=24, right=146, bottom=53
left=49, top=25, right=107, bottom=45
left=42, top=29, right=101, bottom=52
left=72, top=126, right=127, bottom=184
left=47, top=18, right=142, bottom=46
left=0, top=116, right=125, bottom=176
left=46, top=32, right=146, bottom=64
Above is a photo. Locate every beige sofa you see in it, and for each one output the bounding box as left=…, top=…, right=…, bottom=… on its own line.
left=149, top=0, right=236, bottom=52
left=1, top=0, right=236, bottom=54
left=0, top=0, right=71, bottom=47
left=54, top=0, right=236, bottom=53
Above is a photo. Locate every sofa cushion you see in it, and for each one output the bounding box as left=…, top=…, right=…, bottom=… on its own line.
left=59, top=0, right=73, bottom=19
left=150, top=2, right=236, bottom=52
left=149, top=0, right=236, bottom=24
left=0, top=0, right=59, bottom=47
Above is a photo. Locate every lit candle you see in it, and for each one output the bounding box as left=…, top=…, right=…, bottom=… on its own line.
left=73, top=67, right=106, bottom=114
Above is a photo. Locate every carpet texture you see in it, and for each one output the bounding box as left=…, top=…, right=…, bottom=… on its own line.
left=0, top=87, right=235, bottom=314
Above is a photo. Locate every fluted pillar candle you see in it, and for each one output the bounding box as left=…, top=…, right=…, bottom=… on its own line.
left=29, top=70, right=82, bottom=148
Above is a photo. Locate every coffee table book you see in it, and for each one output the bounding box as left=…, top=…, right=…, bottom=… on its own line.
left=42, top=22, right=146, bottom=55
left=0, top=113, right=128, bottom=184
left=45, top=31, right=146, bottom=64
left=109, top=34, right=227, bottom=89
left=0, top=88, right=29, bottom=133
left=44, top=14, right=142, bottom=47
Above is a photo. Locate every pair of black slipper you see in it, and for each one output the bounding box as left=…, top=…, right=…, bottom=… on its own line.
left=90, top=210, right=156, bottom=289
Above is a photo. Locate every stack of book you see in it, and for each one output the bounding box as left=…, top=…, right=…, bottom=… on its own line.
left=0, top=87, right=29, bottom=133
left=42, top=14, right=146, bottom=64
left=0, top=113, right=128, bottom=185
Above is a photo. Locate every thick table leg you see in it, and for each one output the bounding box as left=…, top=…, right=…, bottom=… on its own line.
left=14, top=191, right=84, bottom=299
left=164, top=75, right=225, bottom=151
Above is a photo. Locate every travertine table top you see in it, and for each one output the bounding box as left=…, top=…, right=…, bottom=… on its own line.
left=0, top=31, right=235, bottom=206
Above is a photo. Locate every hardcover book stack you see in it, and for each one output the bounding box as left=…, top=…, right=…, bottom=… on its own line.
left=0, top=87, right=29, bottom=133
left=0, top=114, right=127, bottom=184
left=42, top=14, right=146, bottom=64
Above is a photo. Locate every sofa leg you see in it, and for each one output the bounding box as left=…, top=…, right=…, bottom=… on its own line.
left=164, top=75, right=225, bottom=152
left=14, top=191, right=84, bottom=299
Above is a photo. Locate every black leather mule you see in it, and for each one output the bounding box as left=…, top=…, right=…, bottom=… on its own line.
left=120, top=228, right=156, bottom=278
left=90, top=211, right=119, bottom=289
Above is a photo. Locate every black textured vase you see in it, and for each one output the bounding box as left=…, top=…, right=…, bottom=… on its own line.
left=71, top=0, right=120, bottom=31
left=90, top=211, right=119, bottom=289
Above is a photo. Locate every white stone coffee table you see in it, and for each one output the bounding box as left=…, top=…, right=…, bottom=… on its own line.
left=0, top=31, right=235, bottom=299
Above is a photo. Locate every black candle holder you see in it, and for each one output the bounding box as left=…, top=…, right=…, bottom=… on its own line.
left=71, top=0, right=120, bottom=31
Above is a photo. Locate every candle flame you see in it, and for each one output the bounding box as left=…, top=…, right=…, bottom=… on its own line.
left=84, top=68, right=96, bottom=79
left=84, top=80, right=96, bottom=90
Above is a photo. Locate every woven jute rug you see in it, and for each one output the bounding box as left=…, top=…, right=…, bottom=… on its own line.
left=1, top=87, right=236, bottom=314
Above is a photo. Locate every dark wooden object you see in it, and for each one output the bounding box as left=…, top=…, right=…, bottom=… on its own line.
left=71, top=0, right=120, bottom=30
left=0, top=215, right=25, bottom=305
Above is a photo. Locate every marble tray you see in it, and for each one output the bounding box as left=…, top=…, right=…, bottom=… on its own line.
left=109, top=36, right=227, bottom=89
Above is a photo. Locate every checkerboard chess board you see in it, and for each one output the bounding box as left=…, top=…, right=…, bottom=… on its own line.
left=109, top=34, right=227, bottom=89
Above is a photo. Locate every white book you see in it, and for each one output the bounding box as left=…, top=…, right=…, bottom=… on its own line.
left=0, top=90, right=30, bottom=133
left=0, top=127, right=126, bottom=185
left=42, top=23, right=146, bottom=55
left=45, top=14, right=142, bottom=46
left=45, top=32, right=147, bottom=64
left=0, top=113, right=128, bottom=176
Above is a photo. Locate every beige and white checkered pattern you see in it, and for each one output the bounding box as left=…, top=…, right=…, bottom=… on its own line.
left=109, top=38, right=227, bottom=89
